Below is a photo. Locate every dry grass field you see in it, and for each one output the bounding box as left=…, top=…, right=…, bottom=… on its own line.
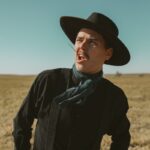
left=0, top=73, right=150, bottom=150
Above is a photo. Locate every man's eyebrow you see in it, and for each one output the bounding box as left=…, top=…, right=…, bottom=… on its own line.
left=76, top=36, right=83, bottom=38
left=89, top=37, right=99, bottom=41
left=76, top=35, right=99, bottom=41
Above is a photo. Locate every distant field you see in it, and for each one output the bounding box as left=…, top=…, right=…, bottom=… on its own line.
left=0, top=74, right=150, bottom=150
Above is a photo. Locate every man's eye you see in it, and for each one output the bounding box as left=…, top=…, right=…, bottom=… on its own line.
left=89, top=41, right=97, bottom=46
left=76, top=38, right=82, bottom=42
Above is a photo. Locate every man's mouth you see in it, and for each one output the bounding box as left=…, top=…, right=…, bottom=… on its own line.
left=76, top=51, right=89, bottom=62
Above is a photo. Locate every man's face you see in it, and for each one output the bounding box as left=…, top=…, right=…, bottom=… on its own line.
left=74, top=28, right=113, bottom=74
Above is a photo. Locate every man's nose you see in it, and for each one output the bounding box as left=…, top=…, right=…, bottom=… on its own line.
left=79, top=40, right=88, bottom=50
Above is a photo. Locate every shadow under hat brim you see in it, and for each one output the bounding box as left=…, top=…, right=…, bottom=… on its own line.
left=60, top=16, right=130, bottom=66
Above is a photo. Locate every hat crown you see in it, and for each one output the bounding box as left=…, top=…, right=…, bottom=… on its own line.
left=87, top=12, right=119, bottom=36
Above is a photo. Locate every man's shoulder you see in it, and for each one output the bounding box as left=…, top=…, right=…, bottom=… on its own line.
left=102, top=78, right=128, bottom=108
left=35, top=68, right=71, bottom=82
left=38, top=68, right=70, bottom=77
left=102, top=77, right=125, bottom=94
left=30, top=68, right=71, bottom=90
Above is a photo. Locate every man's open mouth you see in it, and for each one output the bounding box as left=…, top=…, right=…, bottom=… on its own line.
left=77, top=51, right=89, bottom=62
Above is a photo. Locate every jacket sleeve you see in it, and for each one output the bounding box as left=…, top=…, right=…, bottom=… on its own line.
left=12, top=73, right=44, bottom=150
left=110, top=89, right=131, bottom=150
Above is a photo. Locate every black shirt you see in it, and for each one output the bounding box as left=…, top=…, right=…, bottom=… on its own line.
left=12, top=68, right=130, bottom=150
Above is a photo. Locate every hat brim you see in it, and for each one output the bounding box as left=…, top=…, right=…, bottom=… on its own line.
left=60, top=16, right=130, bottom=66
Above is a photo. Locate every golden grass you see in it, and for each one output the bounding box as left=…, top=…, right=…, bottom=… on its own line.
left=0, top=74, right=150, bottom=149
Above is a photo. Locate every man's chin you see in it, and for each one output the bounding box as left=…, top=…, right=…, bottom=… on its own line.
left=75, top=63, right=88, bottom=73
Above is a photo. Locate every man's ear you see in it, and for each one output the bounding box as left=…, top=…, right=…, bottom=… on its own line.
left=105, top=48, right=113, bottom=61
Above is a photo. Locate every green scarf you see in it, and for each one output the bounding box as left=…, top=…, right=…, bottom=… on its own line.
left=59, top=64, right=103, bottom=106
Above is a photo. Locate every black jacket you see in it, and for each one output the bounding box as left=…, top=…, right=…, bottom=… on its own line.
left=13, top=68, right=130, bottom=150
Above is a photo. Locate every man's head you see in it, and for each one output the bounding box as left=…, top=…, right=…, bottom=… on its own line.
left=60, top=12, right=130, bottom=72
left=74, top=28, right=113, bottom=73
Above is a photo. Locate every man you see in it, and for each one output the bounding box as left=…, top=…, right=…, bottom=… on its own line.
left=13, top=12, right=131, bottom=150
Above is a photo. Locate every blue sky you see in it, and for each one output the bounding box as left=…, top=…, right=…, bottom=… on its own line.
left=0, top=0, right=150, bottom=74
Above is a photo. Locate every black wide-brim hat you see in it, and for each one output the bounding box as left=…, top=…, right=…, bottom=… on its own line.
left=60, top=12, right=130, bottom=66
